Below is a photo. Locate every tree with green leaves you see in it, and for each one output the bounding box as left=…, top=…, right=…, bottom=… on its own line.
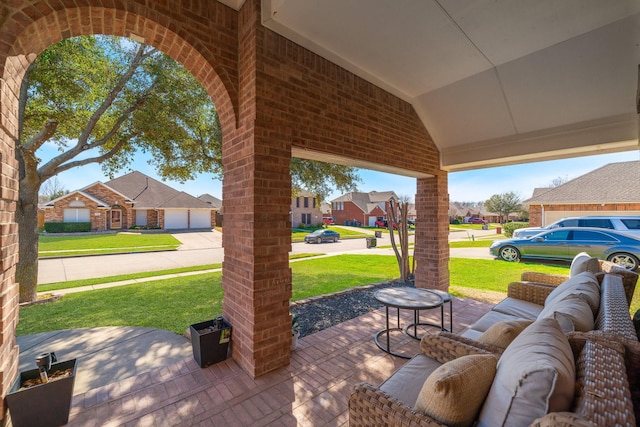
left=484, top=192, right=522, bottom=223
left=17, top=35, right=359, bottom=303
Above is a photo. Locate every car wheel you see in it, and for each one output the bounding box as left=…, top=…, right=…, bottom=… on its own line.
left=499, top=246, right=520, bottom=262
left=607, top=253, right=639, bottom=271
left=316, top=237, right=322, bottom=244
left=333, top=237, right=338, bottom=242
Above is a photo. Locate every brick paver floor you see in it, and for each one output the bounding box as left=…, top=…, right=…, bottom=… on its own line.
left=66, top=297, right=492, bottom=426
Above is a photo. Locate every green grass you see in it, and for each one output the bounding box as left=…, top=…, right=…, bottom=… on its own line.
left=450, top=258, right=570, bottom=293
left=291, top=255, right=400, bottom=300
left=37, top=264, right=223, bottom=292
left=449, top=240, right=494, bottom=248
left=39, top=233, right=181, bottom=257
left=18, top=255, right=583, bottom=336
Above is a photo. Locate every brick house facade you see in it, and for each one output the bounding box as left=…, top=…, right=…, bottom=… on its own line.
left=331, top=191, right=398, bottom=226
left=525, top=161, right=640, bottom=226
left=290, top=191, right=322, bottom=228
left=0, top=0, right=449, bottom=402
left=42, top=172, right=214, bottom=231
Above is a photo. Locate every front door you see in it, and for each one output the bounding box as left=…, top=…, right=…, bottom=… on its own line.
left=110, top=209, right=122, bottom=229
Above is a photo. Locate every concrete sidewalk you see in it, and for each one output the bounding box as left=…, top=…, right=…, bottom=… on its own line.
left=17, top=327, right=192, bottom=395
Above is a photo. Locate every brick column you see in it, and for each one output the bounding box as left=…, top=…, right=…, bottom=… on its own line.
left=414, top=172, right=450, bottom=290
left=220, top=0, right=292, bottom=377
left=0, top=56, right=24, bottom=414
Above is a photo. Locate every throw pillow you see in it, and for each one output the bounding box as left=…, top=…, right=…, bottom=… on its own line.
left=539, top=293, right=594, bottom=332
left=476, top=319, right=533, bottom=348
left=415, top=354, right=497, bottom=427
left=476, top=318, right=575, bottom=427
left=570, top=252, right=601, bottom=277
left=544, top=271, right=600, bottom=314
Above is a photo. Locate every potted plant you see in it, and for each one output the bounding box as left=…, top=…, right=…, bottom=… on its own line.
left=291, top=314, right=300, bottom=350
left=5, top=352, right=77, bottom=427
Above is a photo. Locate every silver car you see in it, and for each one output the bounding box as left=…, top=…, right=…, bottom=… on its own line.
left=513, top=216, right=640, bottom=239
left=490, top=227, right=640, bottom=270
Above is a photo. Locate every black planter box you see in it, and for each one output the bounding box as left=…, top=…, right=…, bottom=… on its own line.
left=6, top=358, right=77, bottom=427
left=190, top=319, right=232, bottom=368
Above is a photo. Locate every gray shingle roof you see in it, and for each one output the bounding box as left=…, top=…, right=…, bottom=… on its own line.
left=524, top=161, right=640, bottom=204
left=198, top=193, right=222, bottom=209
left=331, top=191, right=398, bottom=213
left=105, top=171, right=211, bottom=209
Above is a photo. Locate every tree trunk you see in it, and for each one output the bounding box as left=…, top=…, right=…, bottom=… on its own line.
left=16, top=153, right=42, bottom=303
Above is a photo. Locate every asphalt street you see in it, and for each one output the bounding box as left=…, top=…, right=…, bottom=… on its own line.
left=37, top=227, right=498, bottom=284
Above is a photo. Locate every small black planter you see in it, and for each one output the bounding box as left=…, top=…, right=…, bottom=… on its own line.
left=6, top=358, right=77, bottom=427
left=190, top=318, right=232, bottom=368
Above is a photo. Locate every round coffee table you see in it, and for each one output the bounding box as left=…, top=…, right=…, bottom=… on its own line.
left=374, top=288, right=443, bottom=359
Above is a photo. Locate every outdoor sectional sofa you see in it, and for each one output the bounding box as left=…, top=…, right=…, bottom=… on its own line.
left=349, top=254, right=640, bottom=427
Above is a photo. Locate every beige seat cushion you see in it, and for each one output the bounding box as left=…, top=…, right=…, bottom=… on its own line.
left=415, top=354, right=497, bottom=427
left=491, top=297, right=543, bottom=320
left=476, top=319, right=533, bottom=348
left=477, top=318, right=575, bottom=427
left=465, top=310, right=524, bottom=334
left=570, top=252, right=601, bottom=277
left=379, top=354, right=442, bottom=405
left=545, top=271, right=600, bottom=314
left=539, top=293, right=594, bottom=332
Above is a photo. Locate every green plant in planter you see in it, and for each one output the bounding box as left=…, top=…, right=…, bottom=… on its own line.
left=292, top=315, right=300, bottom=334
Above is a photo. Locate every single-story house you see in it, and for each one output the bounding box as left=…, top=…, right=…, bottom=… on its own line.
left=42, top=171, right=216, bottom=230
left=524, top=161, right=640, bottom=227
left=331, top=191, right=399, bottom=226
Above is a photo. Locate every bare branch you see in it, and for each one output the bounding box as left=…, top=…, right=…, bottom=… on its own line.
left=45, top=137, right=130, bottom=179
left=76, top=44, right=151, bottom=147
left=22, top=119, right=58, bottom=152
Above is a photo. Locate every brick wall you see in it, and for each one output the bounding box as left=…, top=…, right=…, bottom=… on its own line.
left=0, top=0, right=448, bottom=387
left=333, top=202, right=367, bottom=226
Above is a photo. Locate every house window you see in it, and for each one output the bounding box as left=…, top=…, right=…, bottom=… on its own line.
left=63, top=208, right=90, bottom=222
left=313, top=198, right=316, bottom=208
left=333, top=201, right=344, bottom=210
left=296, top=197, right=300, bottom=208
left=301, top=213, right=311, bottom=225
left=303, top=197, right=308, bottom=208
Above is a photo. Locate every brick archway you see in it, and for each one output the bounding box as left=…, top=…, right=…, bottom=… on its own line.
left=1, top=1, right=450, bottom=413
left=0, top=3, right=241, bottom=410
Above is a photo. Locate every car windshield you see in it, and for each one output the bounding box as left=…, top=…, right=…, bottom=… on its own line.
left=310, top=230, right=323, bottom=236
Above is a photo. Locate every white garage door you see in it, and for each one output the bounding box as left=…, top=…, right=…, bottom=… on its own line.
left=164, top=209, right=188, bottom=229
left=190, top=210, right=211, bottom=229
left=64, top=208, right=90, bottom=222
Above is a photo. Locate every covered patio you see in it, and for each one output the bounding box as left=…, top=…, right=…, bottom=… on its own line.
left=0, top=0, right=638, bottom=424
left=65, top=297, right=492, bottom=426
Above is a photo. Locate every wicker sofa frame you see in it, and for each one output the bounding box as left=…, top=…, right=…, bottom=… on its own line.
left=349, top=267, right=639, bottom=427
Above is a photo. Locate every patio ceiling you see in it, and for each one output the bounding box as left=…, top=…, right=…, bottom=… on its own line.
left=220, top=0, right=640, bottom=172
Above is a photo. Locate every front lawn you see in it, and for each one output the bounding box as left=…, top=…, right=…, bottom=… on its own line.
left=39, top=233, right=181, bottom=257
left=18, top=255, right=578, bottom=336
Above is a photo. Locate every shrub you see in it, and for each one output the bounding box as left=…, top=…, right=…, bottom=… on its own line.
left=43, top=222, right=91, bottom=233
left=502, top=222, right=529, bottom=238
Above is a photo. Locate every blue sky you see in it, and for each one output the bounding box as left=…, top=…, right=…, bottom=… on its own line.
left=45, top=146, right=638, bottom=204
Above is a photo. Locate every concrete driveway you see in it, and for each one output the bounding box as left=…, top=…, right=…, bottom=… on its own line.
left=38, top=228, right=496, bottom=284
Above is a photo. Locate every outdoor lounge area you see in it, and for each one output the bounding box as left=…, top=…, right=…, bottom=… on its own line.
left=1, top=2, right=639, bottom=426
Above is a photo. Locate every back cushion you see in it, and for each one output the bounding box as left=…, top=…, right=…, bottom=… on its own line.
left=539, top=293, right=594, bottom=332
left=570, top=252, right=601, bottom=277
left=476, top=318, right=575, bottom=427
left=545, top=272, right=600, bottom=315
